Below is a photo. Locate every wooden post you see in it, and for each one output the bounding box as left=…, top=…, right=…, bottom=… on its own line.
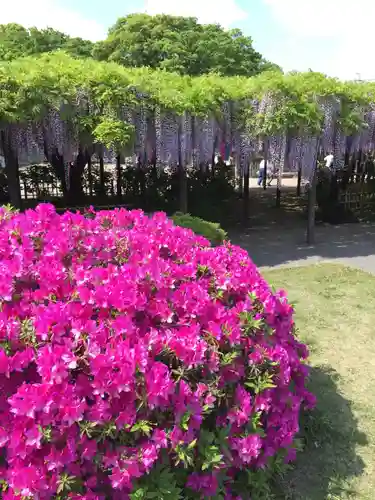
left=263, top=139, right=268, bottom=190
left=99, top=155, right=105, bottom=197
left=191, top=115, right=196, bottom=168
left=243, top=160, right=250, bottom=221
left=306, top=141, right=320, bottom=244
left=297, top=161, right=302, bottom=196
left=306, top=169, right=317, bottom=244
left=116, top=155, right=122, bottom=201
left=87, top=156, right=93, bottom=197
left=276, top=151, right=282, bottom=208
left=211, top=152, right=216, bottom=179
left=276, top=181, right=281, bottom=207
left=235, top=155, right=243, bottom=197
left=356, top=150, right=363, bottom=183
left=139, top=159, right=146, bottom=200
left=179, top=165, right=188, bottom=213
left=359, top=181, right=365, bottom=218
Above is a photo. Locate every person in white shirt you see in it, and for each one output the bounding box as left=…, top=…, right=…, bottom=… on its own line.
left=257, top=158, right=274, bottom=186
left=324, top=153, right=334, bottom=168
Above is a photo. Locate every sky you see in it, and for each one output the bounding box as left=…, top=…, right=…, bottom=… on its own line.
left=0, top=0, right=373, bottom=81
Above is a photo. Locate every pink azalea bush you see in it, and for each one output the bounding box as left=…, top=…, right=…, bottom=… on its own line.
left=0, top=204, right=315, bottom=499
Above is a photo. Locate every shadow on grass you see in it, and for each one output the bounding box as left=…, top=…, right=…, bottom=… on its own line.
left=275, top=365, right=367, bottom=500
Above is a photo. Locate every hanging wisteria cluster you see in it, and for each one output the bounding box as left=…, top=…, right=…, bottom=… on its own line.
left=1, top=81, right=375, bottom=187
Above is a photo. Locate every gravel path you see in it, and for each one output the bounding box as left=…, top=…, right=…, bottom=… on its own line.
left=232, top=223, right=375, bottom=274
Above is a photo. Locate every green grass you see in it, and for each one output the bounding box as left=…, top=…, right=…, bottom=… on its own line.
left=262, top=264, right=375, bottom=500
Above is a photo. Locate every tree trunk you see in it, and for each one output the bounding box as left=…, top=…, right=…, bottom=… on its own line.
left=211, top=146, right=216, bottom=179
left=237, top=157, right=243, bottom=198
left=243, top=161, right=250, bottom=222
left=178, top=121, right=188, bottom=213
left=306, top=167, right=317, bottom=244
left=44, top=142, right=68, bottom=204
left=306, top=139, right=321, bottom=245
left=139, top=163, right=146, bottom=200
left=1, top=129, right=22, bottom=209
left=68, top=149, right=90, bottom=206
left=276, top=182, right=281, bottom=207
left=276, top=135, right=290, bottom=208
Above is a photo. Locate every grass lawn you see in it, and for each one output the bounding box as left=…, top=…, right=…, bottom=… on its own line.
left=262, top=264, right=375, bottom=500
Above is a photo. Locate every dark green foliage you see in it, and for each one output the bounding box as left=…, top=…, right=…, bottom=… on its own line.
left=93, top=14, right=270, bottom=77
left=0, top=23, right=94, bottom=61
left=0, top=15, right=277, bottom=78
left=171, top=212, right=227, bottom=245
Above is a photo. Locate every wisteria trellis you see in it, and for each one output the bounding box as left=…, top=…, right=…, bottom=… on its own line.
left=2, top=95, right=374, bottom=185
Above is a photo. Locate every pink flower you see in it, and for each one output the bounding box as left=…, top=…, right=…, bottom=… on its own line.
left=152, top=429, right=168, bottom=449
left=80, top=437, right=97, bottom=460
left=110, top=461, right=142, bottom=490
left=187, top=472, right=219, bottom=496
left=0, top=205, right=313, bottom=497
left=145, top=362, right=175, bottom=408
left=24, top=424, right=42, bottom=448
left=37, top=345, right=77, bottom=384
left=227, top=385, right=252, bottom=426
left=8, top=465, right=47, bottom=496
left=140, top=443, right=159, bottom=471
left=231, top=435, right=262, bottom=463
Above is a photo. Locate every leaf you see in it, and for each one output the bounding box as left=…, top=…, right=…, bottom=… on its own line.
left=188, top=438, right=197, bottom=449
left=131, top=420, right=153, bottom=436
left=180, top=411, right=191, bottom=431
left=130, top=488, right=147, bottom=500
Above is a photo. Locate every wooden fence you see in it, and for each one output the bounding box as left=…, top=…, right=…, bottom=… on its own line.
left=339, top=189, right=375, bottom=211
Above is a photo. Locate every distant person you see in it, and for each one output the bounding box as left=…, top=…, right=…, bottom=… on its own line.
left=324, top=152, right=334, bottom=169
left=257, top=158, right=273, bottom=186
left=257, top=159, right=265, bottom=186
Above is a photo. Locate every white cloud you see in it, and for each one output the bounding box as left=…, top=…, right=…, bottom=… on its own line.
left=265, top=0, right=375, bottom=80
left=0, top=0, right=106, bottom=41
left=0, top=0, right=247, bottom=46
left=144, top=0, right=248, bottom=28
left=264, top=0, right=347, bottom=38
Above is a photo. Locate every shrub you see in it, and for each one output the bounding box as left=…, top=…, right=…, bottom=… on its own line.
left=0, top=204, right=314, bottom=499
left=171, top=212, right=227, bottom=245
